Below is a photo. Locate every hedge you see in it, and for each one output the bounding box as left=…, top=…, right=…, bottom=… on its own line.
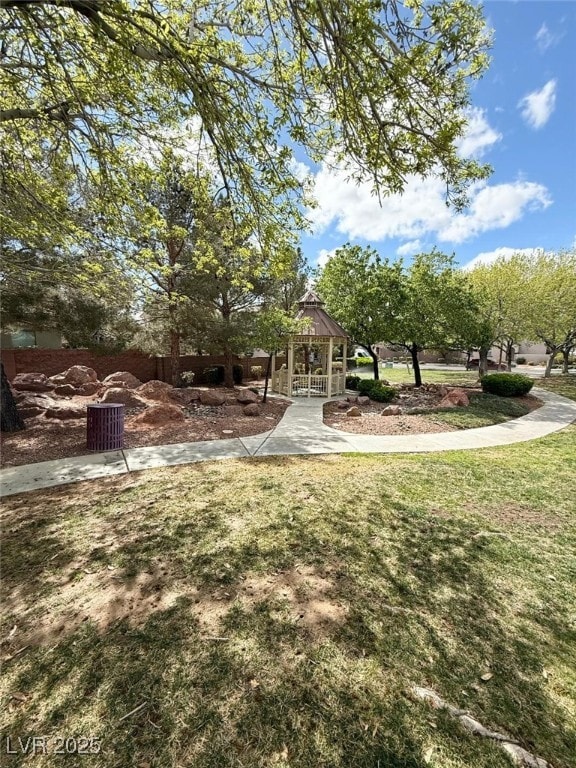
left=480, top=373, right=534, bottom=397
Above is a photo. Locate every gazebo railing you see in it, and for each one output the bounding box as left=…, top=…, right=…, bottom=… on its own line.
left=272, top=369, right=345, bottom=397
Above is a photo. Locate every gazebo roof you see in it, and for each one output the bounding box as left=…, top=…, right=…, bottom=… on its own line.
left=294, top=290, right=349, bottom=339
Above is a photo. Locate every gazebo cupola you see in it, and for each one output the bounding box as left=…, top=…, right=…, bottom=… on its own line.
left=271, top=290, right=349, bottom=397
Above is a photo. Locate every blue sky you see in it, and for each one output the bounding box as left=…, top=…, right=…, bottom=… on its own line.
left=298, top=1, right=576, bottom=272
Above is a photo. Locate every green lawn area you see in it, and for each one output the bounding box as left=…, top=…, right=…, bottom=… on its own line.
left=2, top=428, right=576, bottom=767
left=415, top=392, right=533, bottom=429
left=534, top=374, right=576, bottom=402
left=354, top=365, right=479, bottom=386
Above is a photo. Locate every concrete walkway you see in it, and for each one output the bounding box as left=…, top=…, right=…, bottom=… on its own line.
left=1, top=388, right=574, bottom=498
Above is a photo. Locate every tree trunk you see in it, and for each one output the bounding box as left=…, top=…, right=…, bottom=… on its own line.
left=170, top=329, right=181, bottom=386
left=262, top=353, right=273, bottom=404
left=366, top=343, right=379, bottom=380
left=410, top=343, right=422, bottom=387
left=223, top=346, right=234, bottom=387
left=506, top=340, right=514, bottom=371
left=478, top=346, right=489, bottom=378
left=465, top=349, right=472, bottom=370
left=1, top=361, right=25, bottom=433
left=562, top=348, right=571, bottom=374
left=544, top=350, right=555, bottom=378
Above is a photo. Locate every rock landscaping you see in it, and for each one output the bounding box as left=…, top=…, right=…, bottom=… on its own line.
left=324, top=382, right=541, bottom=435
left=1, top=368, right=289, bottom=467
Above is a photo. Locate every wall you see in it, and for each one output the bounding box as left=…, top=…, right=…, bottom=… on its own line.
left=0, top=348, right=279, bottom=383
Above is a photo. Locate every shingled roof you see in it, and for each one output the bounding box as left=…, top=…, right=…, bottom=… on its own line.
left=294, top=290, right=349, bottom=339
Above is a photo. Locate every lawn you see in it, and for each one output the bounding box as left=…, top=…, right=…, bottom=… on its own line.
left=415, top=392, right=533, bottom=429
left=533, top=374, right=576, bottom=402
left=353, top=365, right=479, bottom=386
left=2, top=427, right=576, bottom=768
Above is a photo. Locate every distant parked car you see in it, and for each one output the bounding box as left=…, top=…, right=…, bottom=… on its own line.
left=467, top=359, right=507, bottom=370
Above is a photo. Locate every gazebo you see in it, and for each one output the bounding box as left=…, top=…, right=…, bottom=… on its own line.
left=271, top=290, right=349, bottom=397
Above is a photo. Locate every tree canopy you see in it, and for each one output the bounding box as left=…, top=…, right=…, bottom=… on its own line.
left=2, top=0, right=492, bottom=244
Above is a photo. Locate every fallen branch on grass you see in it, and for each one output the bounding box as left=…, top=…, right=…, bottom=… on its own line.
left=408, top=686, right=552, bottom=768
left=118, top=702, right=148, bottom=723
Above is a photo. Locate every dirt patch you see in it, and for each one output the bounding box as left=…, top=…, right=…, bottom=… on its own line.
left=3, top=559, right=346, bottom=649
left=326, top=410, right=459, bottom=435
left=467, top=501, right=565, bottom=530
left=1, top=386, right=288, bottom=467
left=190, top=565, right=348, bottom=640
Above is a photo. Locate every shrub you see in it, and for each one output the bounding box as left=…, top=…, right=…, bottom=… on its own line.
left=515, top=357, right=526, bottom=365
left=480, top=373, right=534, bottom=397
left=366, top=382, right=396, bottom=402
left=203, top=365, right=225, bottom=385
left=314, top=367, right=324, bottom=375
left=355, top=356, right=373, bottom=367
left=332, top=362, right=343, bottom=371
left=346, top=358, right=357, bottom=369
left=357, top=379, right=375, bottom=395
left=233, top=364, right=243, bottom=385
left=357, top=379, right=395, bottom=402
left=250, top=365, right=263, bottom=380
left=180, top=370, right=195, bottom=386
left=345, top=374, right=361, bottom=390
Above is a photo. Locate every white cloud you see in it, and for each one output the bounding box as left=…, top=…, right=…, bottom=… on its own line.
left=463, top=247, right=544, bottom=270
left=518, top=80, right=557, bottom=129
left=535, top=23, right=560, bottom=53
left=289, top=157, right=312, bottom=182
left=396, top=240, right=423, bottom=256
left=317, top=248, right=337, bottom=269
left=308, top=164, right=552, bottom=245
left=457, top=108, right=502, bottom=158
left=438, top=181, right=552, bottom=242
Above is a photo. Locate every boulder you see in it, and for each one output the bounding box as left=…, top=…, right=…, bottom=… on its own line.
left=199, top=390, right=226, bottom=406
left=437, top=385, right=448, bottom=397
left=439, top=388, right=469, bottom=408
left=79, top=382, right=102, bottom=396
left=48, top=374, right=67, bottom=386
left=243, top=403, right=260, bottom=416
left=137, top=379, right=173, bottom=401
left=45, top=402, right=86, bottom=419
left=132, top=404, right=185, bottom=425
left=100, top=387, right=147, bottom=408
left=17, top=393, right=53, bottom=418
left=61, top=365, right=98, bottom=386
left=236, top=389, right=259, bottom=404
left=381, top=405, right=403, bottom=416
left=346, top=406, right=362, bottom=417
left=347, top=396, right=359, bottom=403
left=102, top=371, right=142, bottom=389
left=54, top=384, right=80, bottom=397
left=358, top=396, right=371, bottom=406
left=169, top=387, right=200, bottom=405
left=337, top=400, right=350, bottom=410
left=12, top=373, right=54, bottom=392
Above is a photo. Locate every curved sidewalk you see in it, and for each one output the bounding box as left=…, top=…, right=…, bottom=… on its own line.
left=1, top=388, right=574, bottom=498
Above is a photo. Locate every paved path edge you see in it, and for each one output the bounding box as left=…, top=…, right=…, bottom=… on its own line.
left=1, top=388, right=574, bottom=498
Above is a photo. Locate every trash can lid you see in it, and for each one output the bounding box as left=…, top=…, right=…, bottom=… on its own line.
left=87, top=403, right=125, bottom=409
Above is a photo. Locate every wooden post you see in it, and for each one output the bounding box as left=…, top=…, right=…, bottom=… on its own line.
left=327, top=337, right=333, bottom=397
left=287, top=341, right=294, bottom=397
left=342, top=339, right=347, bottom=391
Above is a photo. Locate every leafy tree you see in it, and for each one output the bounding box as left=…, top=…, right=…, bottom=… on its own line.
left=249, top=308, right=309, bottom=402
left=384, top=251, right=479, bottom=386
left=2, top=0, right=492, bottom=244
left=468, top=254, right=532, bottom=375
left=524, top=250, right=576, bottom=376
left=316, top=244, right=402, bottom=380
